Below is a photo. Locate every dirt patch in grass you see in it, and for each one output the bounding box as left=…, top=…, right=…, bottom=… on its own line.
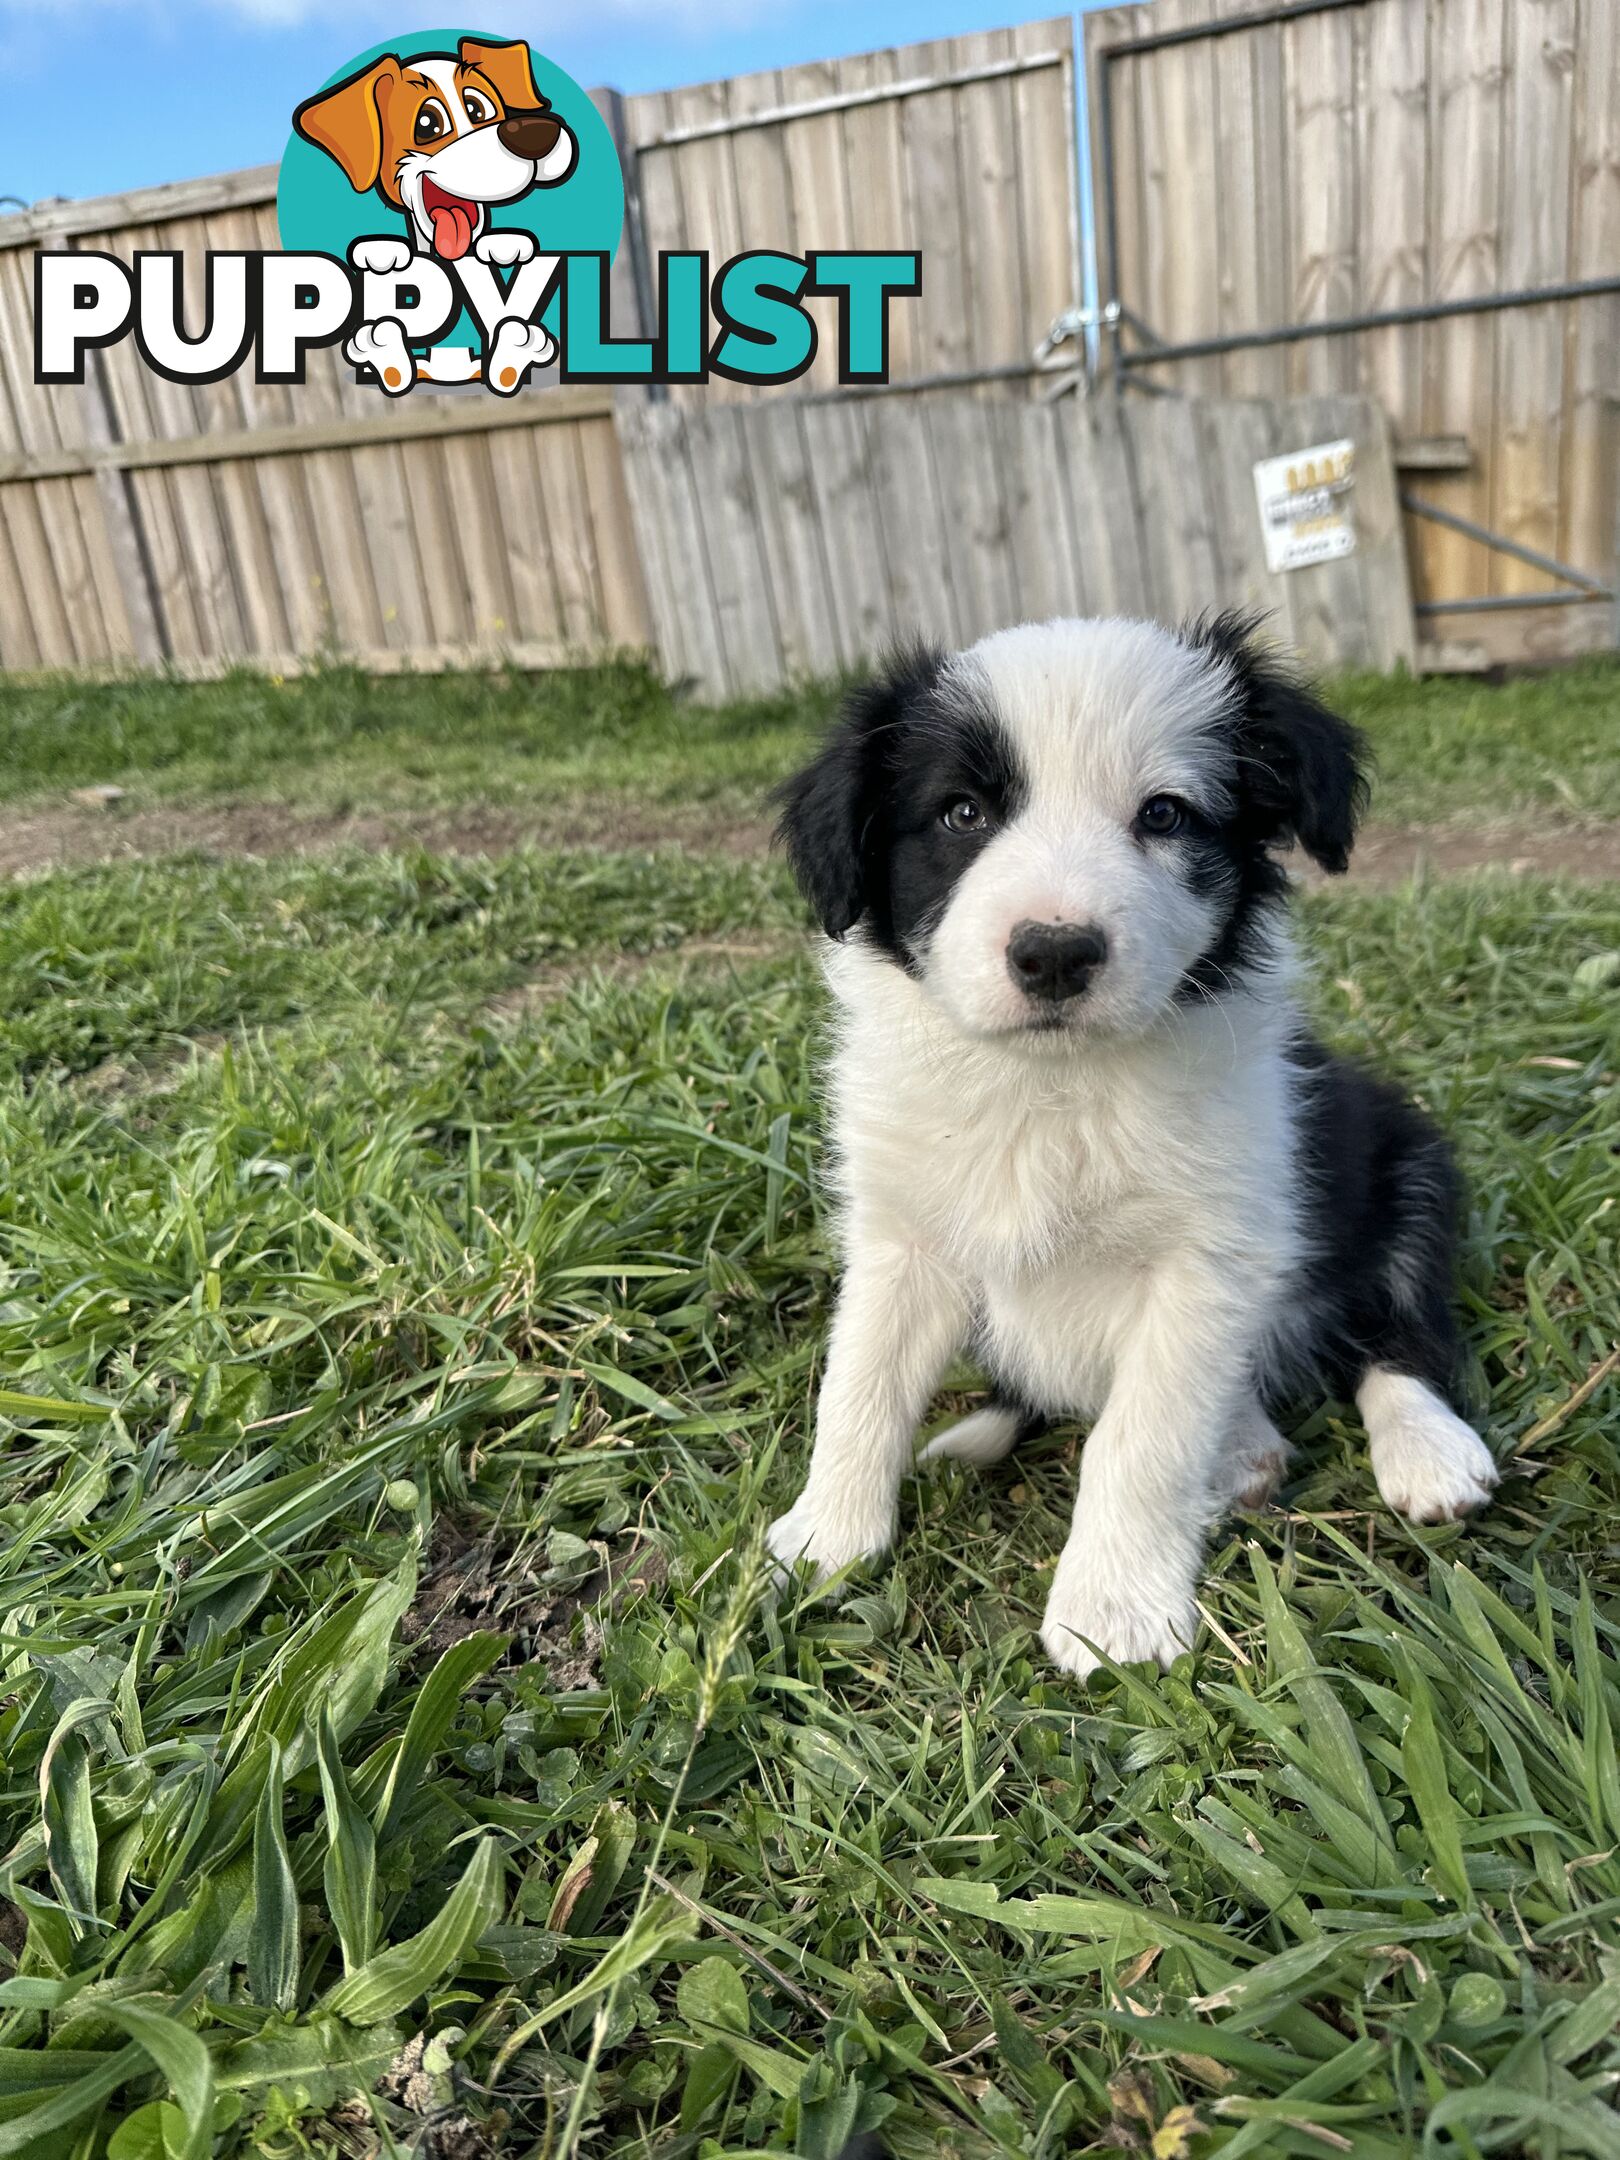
left=402, top=1515, right=669, bottom=1689
left=5, top=794, right=1619, bottom=884
left=0, top=799, right=774, bottom=878
left=1299, top=821, right=1620, bottom=887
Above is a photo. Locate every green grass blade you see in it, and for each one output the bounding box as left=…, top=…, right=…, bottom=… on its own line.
left=371, top=1632, right=505, bottom=1845
left=247, top=1739, right=299, bottom=2014
left=1400, top=1676, right=1474, bottom=1909
left=97, top=2002, right=215, bottom=2160
left=316, top=1709, right=377, bottom=1977
left=0, top=2044, right=146, bottom=2154
left=38, top=1699, right=109, bottom=1938
left=320, top=1836, right=502, bottom=2025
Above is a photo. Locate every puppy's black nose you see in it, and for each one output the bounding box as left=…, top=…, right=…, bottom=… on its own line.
left=498, top=108, right=564, bottom=159
left=1006, top=920, right=1108, bottom=1001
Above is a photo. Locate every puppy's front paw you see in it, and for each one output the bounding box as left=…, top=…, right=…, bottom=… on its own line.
left=765, top=1491, right=892, bottom=1589
left=1040, top=1544, right=1197, bottom=1680
left=1220, top=1421, right=1291, bottom=1511
left=1372, top=1406, right=1498, bottom=1524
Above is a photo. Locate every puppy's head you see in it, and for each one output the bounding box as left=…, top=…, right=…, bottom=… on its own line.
left=293, top=37, right=577, bottom=260
left=776, top=614, right=1366, bottom=1044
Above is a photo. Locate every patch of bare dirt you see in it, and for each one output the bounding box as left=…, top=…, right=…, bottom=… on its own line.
left=0, top=1899, right=25, bottom=1963
left=0, top=799, right=773, bottom=879
left=1292, top=823, right=1620, bottom=887
left=4, top=791, right=1617, bottom=886
left=401, top=1516, right=668, bottom=1690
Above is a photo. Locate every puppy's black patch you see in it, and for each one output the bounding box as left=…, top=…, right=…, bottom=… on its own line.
left=1177, top=612, right=1370, bottom=1001
left=775, top=648, right=1026, bottom=969
left=1289, top=1037, right=1466, bottom=1401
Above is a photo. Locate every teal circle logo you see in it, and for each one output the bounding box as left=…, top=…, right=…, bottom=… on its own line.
left=277, top=28, right=622, bottom=353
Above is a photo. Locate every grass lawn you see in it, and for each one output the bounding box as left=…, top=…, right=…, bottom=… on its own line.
left=0, top=652, right=1617, bottom=832
left=1, top=805, right=1618, bottom=2155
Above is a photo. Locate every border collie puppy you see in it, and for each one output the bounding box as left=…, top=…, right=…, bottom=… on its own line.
left=767, top=614, right=1497, bottom=1679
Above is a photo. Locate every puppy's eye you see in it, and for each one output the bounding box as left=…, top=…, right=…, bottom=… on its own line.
left=464, top=91, right=495, bottom=124
left=1137, top=794, right=1187, bottom=837
left=942, top=798, right=988, bottom=836
left=414, top=99, right=451, bottom=144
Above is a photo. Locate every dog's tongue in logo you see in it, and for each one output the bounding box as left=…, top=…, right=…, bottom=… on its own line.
left=423, top=178, right=477, bottom=261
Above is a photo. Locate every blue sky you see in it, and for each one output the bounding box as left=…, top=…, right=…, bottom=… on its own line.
left=2, top=0, right=1104, bottom=210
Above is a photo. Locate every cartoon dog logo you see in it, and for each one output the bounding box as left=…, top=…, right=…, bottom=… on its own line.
left=293, top=36, right=576, bottom=390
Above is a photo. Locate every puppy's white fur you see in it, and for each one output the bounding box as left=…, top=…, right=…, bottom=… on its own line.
left=767, top=620, right=1495, bottom=1678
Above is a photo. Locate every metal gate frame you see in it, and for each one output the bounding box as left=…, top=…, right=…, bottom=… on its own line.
left=1089, top=0, right=1620, bottom=621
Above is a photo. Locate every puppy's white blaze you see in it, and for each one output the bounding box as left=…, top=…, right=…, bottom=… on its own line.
left=960, top=620, right=1237, bottom=822
left=919, top=624, right=1243, bottom=1041
left=413, top=56, right=464, bottom=109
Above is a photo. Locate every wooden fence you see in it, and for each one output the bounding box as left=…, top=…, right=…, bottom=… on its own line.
left=8, top=6, right=1608, bottom=689
left=619, top=389, right=1415, bottom=695
left=1084, top=0, right=1620, bottom=663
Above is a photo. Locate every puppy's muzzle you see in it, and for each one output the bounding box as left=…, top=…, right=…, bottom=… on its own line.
left=498, top=108, right=564, bottom=160
left=1006, top=920, right=1108, bottom=1002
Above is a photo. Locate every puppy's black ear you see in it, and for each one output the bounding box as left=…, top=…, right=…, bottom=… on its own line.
left=1189, top=612, right=1369, bottom=874
left=773, top=646, right=942, bottom=936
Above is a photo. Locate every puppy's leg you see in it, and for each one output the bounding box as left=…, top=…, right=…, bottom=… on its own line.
left=1298, top=1058, right=1494, bottom=1524
left=921, top=1397, right=1046, bottom=1469
left=1042, top=1261, right=1251, bottom=1680
left=1358, top=1367, right=1497, bottom=1523
left=768, top=1239, right=966, bottom=1583
left=1218, top=1399, right=1291, bottom=1510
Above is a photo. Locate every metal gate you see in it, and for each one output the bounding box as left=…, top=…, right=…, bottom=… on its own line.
left=1081, top=0, right=1620, bottom=661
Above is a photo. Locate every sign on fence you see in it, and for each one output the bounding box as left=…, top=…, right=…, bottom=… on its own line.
left=1252, top=439, right=1357, bottom=575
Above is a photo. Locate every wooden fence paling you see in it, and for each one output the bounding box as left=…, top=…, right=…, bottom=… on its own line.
left=618, top=389, right=1416, bottom=696
left=1086, top=0, right=1620, bottom=665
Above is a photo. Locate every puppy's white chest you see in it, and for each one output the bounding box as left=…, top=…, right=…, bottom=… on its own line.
left=908, top=1090, right=1111, bottom=1275
left=976, top=1103, right=1079, bottom=1231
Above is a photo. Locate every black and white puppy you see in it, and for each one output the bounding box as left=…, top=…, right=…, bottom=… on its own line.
left=768, top=614, right=1497, bottom=1679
